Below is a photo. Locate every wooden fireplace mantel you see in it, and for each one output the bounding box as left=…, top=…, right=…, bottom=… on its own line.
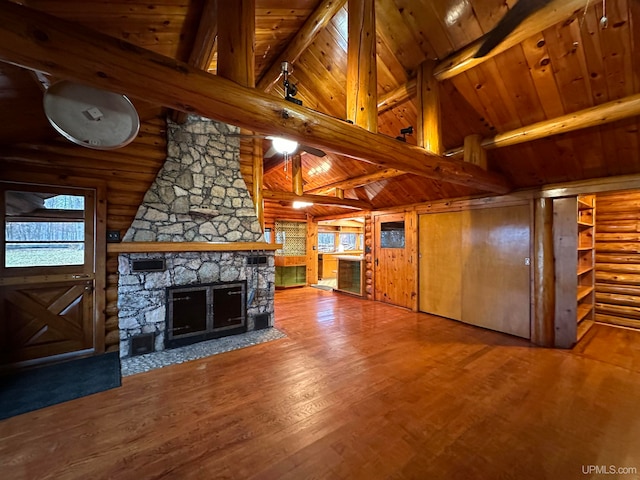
left=107, top=242, right=283, bottom=254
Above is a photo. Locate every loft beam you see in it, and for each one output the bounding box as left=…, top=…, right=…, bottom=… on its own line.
left=445, top=93, right=640, bottom=157
left=306, top=168, right=405, bottom=195
left=263, top=190, right=371, bottom=210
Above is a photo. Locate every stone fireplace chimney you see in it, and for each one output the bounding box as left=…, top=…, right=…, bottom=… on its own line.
left=117, top=116, right=275, bottom=358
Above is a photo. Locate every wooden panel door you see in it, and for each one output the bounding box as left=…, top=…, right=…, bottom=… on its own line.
left=461, top=205, right=531, bottom=339
left=0, top=182, right=102, bottom=367
left=374, top=212, right=416, bottom=309
left=418, top=212, right=462, bottom=320
left=0, top=280, right=94, bottom=365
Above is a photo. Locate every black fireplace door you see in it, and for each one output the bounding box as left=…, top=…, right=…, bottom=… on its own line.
left=166, top=281, right=246, bottom=349
left=212, top=284, right=245, bottom=329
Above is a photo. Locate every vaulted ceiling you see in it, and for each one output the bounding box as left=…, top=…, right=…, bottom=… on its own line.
left=1, top=0, right=639, bottom=219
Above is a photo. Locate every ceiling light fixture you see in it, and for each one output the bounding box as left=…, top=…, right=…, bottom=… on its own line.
left=270, top=136, right=298, bottom=155
left=293, top=201, right=313, bottom=209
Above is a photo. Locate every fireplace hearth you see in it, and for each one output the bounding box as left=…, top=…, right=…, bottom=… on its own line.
left=166, top=281, right=246, bottom=348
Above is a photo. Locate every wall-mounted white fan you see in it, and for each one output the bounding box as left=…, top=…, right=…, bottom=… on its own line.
left=43, top=81, right=140, bottom=150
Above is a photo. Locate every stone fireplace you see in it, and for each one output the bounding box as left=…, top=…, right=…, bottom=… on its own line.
left=117, top=117, right=275, bottom=358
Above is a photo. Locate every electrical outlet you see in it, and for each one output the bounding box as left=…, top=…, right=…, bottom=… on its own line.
left=107, top=230, right=121, bottom=243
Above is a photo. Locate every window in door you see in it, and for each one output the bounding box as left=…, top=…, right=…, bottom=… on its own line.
left=2, top=185, right=94, bottom=274
left=380, top=221, right=405, bottom=248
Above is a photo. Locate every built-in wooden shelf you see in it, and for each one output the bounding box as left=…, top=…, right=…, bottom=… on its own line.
left=577, top=303, right=593, bottom=323
left=577, top=265, right=594, bottom=276
left=577, top=319, right=594, bottom=340
left=578, top=220, right=593, bottom=227
left=577, top=285, right=594, bottom=302
left=577, top=246, right=593, bottom=251
left=107, top=242, right=282, bottom=253
left=578, top=198, right=593, bottom=210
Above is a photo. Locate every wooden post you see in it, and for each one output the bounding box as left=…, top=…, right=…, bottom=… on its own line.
left=216, top=0, right=255, bottom=87
left=416, top=60, right=442, bottom=155
left=171, top=0, right=218, bottom=124
left=335, top=188, right=344, bottom=199
left=347, top=0, right=377, bottom=132
left=292, top=154, right=303, bottom=196
left=217, top=0, right=262, bottom=228
left=252, top=139, right=264, bottom=229
left=532, top=198, right=555, bottom=347
left=306, top=214, right=319, bottom=285
left=464, top=134, right=487, bottom=170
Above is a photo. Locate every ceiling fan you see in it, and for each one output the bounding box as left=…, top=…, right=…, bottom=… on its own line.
left=228, top=134, right=326, bottom=159
left=230, top=60, right=326, bottom=160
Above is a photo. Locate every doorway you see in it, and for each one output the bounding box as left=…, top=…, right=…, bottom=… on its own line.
left=0, top=182, right=103, bottom=367
left=374, top=212, right=416, bottom=309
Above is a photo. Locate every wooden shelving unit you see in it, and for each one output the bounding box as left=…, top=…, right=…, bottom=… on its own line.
left=274, top=221, right=307, bottom=289
left=576, top=194, right=596, bottom=340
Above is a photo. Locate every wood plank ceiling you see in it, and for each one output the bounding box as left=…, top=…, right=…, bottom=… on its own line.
left=1, top=0, right=639, bottom=219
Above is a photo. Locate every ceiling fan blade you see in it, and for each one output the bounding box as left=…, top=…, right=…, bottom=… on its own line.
left=300, top=145, right=326, bottom=157
left=474, top=0, right=552, bottom=58
left=263, top=145, right=278, bottom=158
left=226, top=133, right=267, bottom=138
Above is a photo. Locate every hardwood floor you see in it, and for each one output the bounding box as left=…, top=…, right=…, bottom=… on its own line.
left=2, top=287, right=640, bottom=479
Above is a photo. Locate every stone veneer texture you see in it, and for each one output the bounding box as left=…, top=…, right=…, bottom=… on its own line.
left=118, top=251, right=275, bottom=357
left=118, top=116, right=273, bottom=358
left=123, top=117, right=263, bottom=243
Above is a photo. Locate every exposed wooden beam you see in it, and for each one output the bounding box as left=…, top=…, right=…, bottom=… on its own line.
left=171, top=0, right=218, bottom=124
left=416, top=60, right=442, bottom=155
left=433, top=0, right=586, bottom=81
left=307, top=168, right=406, bottom=194
left=446, top=93, right=640, bottom=157
left=256, top=0, right=346, bottom=92
left=377, top=78, right=416, bottom=114
left=263, top=190, right=371, bottom=210
left=0, top=2, right=510, bottom=194
left=346, top=0, right=377, bottom=131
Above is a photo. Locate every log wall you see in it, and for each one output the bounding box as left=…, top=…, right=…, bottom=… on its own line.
left=595, top=191, right=640, bottom=330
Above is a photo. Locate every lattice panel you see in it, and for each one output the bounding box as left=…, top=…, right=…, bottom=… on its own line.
left=275, top=221, right=306, bottom=256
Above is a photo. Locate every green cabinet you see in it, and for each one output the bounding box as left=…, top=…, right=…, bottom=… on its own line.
left=336, top=257, right=363, bottom=296
left=275, top=265, right=306, bottom=288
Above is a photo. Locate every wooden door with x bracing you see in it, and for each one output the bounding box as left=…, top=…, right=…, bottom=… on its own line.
left=0, top=183, right=103, bottom=368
